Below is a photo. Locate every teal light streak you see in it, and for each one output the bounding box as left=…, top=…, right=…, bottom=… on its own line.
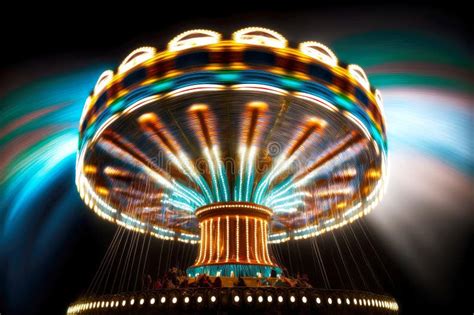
left=151, top=80, right=174, bottom=93
left=215, top=71, right=241, bottom=82
left=280, top=77, right=303, bottom=90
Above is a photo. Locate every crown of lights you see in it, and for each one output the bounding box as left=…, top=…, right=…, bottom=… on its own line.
left=76, top=27, right=388, bottom=244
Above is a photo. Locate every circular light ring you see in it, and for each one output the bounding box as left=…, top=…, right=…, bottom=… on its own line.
left=195, top=202, right=273, bottom=221
left=77, top=81, right=387, bottom=242
left=232, top=27, right=287, bottom=48
left=168, top=29, right=222, bottom=52
left=79, top=76, right=386, bottom=167
left=80, top=49, right=381, bottom=143
left=118, top=47, right=156, bottom=74
left=82, top=28, right=380, bottom=133
left=299, top=41, right=338, bottom=67
left=78, top=28, right=386, bottom=244
left=80, top=57, right=383, bottom=146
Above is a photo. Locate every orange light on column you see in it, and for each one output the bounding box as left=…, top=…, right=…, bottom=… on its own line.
left=191, top=202, right=279, bottom=270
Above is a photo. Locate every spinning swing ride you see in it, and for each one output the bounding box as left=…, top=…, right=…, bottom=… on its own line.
left=69, top=27, right=397, bottom=314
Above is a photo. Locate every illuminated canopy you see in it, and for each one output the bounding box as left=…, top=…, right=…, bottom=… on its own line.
left=76, top=27, right=387, bottom=248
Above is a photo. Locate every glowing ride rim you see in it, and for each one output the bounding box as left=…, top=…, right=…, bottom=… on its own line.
left=76, top=27, right=388, bottom=279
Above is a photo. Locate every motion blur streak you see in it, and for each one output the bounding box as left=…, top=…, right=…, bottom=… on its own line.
left=0, top=29, right=472, bottom=312
left=0, top=67, right=108, bottom=312
left=333, top=31, right=473, bottom=302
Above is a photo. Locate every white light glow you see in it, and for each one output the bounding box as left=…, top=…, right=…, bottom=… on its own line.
left=168, top=29, right=221, bottom=51
left=233, top=27, right=287, bottom=48
left=299, top=41, right=338, bottom=67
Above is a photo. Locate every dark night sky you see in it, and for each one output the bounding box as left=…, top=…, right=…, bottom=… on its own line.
left=0, top=2, right=472, bottom=315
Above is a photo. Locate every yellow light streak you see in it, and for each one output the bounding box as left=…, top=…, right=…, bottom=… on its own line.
left=208, top=218, right=213, bottom=263
left=246, top=216, right=250, bottom=263
left=236, top=215, right=239, bottom=262
left=226, top=216, right=230, bottom=263
left=215, top=217, right=221, bottom=263
left=254, top=217, right=260, bottom=263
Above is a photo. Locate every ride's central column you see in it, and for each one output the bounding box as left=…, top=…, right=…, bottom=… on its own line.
left=187, top=202, right=281, bottom=277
